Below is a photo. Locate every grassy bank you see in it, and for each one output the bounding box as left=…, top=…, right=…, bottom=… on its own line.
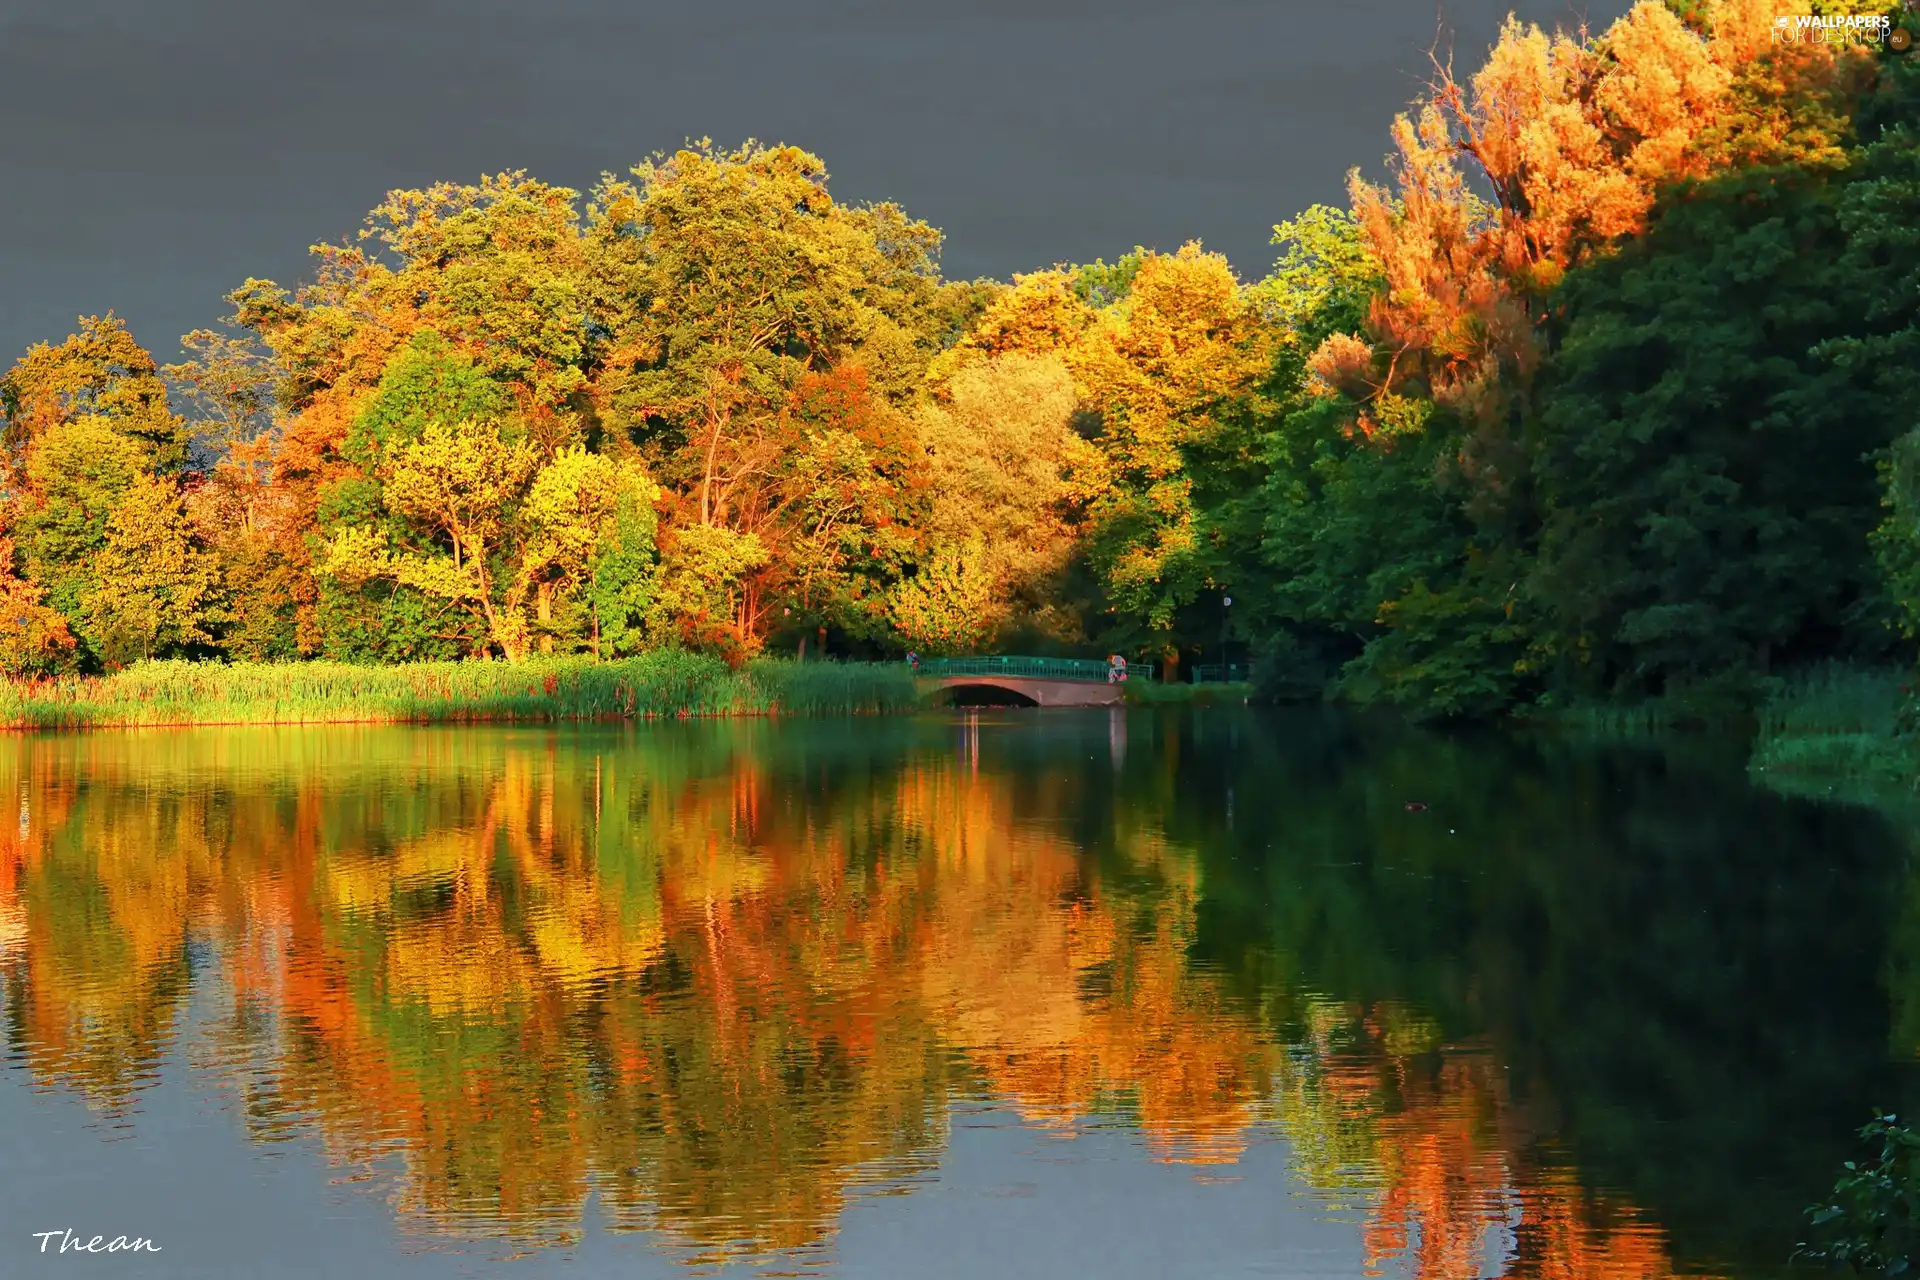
left=0, top=653, right=921, bottom=729
left=1122, top=680, right=1254, bottom=707
left=1748, top=665, right=1919, bottom=803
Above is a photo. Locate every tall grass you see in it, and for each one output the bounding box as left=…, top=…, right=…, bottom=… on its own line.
left=1121, top=680, right=1253, bottom=706
left=1748, top=664, right=1919, bottom=801
left=0, top=653, right=920, bottom=730
left=1515, top=700, right=1682, bottom=738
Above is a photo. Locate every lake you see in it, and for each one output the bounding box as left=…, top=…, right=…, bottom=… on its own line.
left=0, top=709, right=1913, bottom=1278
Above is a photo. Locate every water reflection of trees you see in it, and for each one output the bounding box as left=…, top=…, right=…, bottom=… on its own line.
left=1, top=718, right=1872, bottom=1276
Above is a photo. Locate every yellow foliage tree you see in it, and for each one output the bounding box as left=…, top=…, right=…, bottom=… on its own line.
left=79, top=477, right=228, bottom=667
left=887, top=535, right=999, bottom=654
left=1065, top=245, right=1277, bottom=645
left=912, top=353, right=1092, bottom=644
left=324, top=424, right=659, bottom=660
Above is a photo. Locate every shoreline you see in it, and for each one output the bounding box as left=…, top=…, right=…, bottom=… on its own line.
left=0, top=656, right=1257, bottom=730
left=0, top=654, right=922, bottom=731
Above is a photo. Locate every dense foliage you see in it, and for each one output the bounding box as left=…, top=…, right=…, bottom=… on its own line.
left=1801, top=1114, right=1920, bottom=1274
left=2, top=1, right=1916, bottom=718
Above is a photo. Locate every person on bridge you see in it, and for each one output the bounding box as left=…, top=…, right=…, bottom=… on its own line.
left=1107, top=654, right=1128, bottom=684
left=906, top=650, right=919, bottom=672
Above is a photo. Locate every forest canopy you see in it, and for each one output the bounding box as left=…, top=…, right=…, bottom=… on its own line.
left=2, top=0, right=1916, bottom=718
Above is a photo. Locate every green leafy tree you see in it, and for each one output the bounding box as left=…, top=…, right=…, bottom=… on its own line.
left=1226, top=207, right=1521, bottom=713
left=1528, top=165, right=1897, bottom=704
left=1799, top=1113, right=1920, bottom=1276
left=585, top=487, right=661, bottom=658
left=321, top=340, right=662, bottom=660
left=314, top=333, right=523, bottom=660
left=1840, top=65, right=1920, bottom=639
left=517, top=446, right=661, bottom=653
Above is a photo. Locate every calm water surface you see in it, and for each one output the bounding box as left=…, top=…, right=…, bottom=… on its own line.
left=0, top=710, right=1914, bottom=1278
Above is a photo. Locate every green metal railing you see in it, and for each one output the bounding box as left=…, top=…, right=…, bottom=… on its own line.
left=1192, top=663, right=1251, bottom=684
left=914, top=656, right=1120, bottom=683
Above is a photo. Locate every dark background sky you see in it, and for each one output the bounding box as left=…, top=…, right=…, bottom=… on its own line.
left=0, top=0, right=1631, bottom=366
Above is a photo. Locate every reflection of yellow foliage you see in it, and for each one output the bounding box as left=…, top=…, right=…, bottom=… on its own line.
left=0, top=728, right=1702, bottom=1277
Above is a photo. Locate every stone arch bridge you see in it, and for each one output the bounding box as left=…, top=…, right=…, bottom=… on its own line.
left=915, top=656, right=1126, bottom=707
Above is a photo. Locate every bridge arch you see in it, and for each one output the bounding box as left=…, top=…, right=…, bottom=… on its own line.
left=930, top=679, right=1042, bottom=708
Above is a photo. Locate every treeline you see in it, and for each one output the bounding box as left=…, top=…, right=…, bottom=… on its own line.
left=1, top=0, right=1916, bottom=718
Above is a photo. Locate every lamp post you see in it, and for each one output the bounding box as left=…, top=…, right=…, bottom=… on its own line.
left=1221, top=595, right=1232, bottom=676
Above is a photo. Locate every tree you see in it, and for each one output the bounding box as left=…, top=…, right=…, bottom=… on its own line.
left=1840, top=65, right=1920, bottom=639
left=775, top=364, right=929, bottom=647
left=912, top=352, right=1090, bottom=645
left=0, top=538, right=76, bottom=677
left=323, top=421, right=661, bottom=661
left=312, top=332, right=525, bottom=661
left=517, top=446, right=661, bottom=653
left=1528, top=164, right=1896, bottom=702
left=888, top=536, right=998, bottom=654
left=323, top=418, right=541, bottom=659
left=0, top=314, right=190, bottom=476
left=1327, top=2, right=1739, bottom=431
left=585, top=486, right=660, bottom=659
left=79, top=477, right=227, bottom=667
left=0, top=321, right=227, bottom=671
left=586, top=142, right=953, bottom=651
left=10, top=420, right=155, bottom=629
left=1067, top=244, right=1278, bottom=664
left=647, top=524, right=771, bottom=661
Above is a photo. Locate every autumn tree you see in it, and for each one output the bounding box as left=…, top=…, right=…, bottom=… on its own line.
left=196, top=174, right=608, bottom=657
left=321, top=333, right=660, bottom=659
left=902, top=353, right=1091, bottom=649
left=0, top=319, right=222, bottom=670
left=1217, top=0, right=1905, bottom=716
left=324, top=424, right=660, bottom=662
left=586, top=142, right=952, bottom=652
left=0, top=539, right=75, bottom=677
left=80, top=477, right=228, bottom=667
left=888, top=538, right=999, bottom=654
left=0, top=314, right=191, bottom=476
left=1066, top=244, right=1278, bottom=668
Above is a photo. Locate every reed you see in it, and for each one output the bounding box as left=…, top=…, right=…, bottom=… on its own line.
left=1748, top=664, right=1920, bottom=799
left=1121, top=680, right=1253, bottom=706
left=0, top=653, right=921, bottom=729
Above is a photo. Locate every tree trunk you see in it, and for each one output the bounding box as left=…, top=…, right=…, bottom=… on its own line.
left=699, top=407, right=729, bottom=527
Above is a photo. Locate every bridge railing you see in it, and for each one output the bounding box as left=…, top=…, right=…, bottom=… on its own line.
left=915, top=656, right=1118, bottom=683
left=1192, top=663, right=1252, bottom=684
